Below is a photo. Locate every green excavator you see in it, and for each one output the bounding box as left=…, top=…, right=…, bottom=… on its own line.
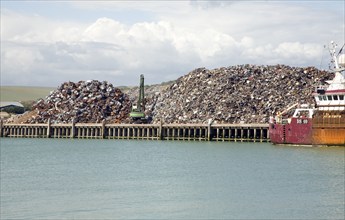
left=129, top=74, right=148, bottom=123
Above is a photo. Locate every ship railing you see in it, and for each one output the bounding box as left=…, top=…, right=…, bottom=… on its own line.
left=316, top=104, right=345, bottom=107
left=316, top=104, right=345, bottom=111
left=312, top=104, right=345, bottom=128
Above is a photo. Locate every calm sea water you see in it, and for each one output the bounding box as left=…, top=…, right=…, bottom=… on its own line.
left=0, top=138, right=344, bottom=219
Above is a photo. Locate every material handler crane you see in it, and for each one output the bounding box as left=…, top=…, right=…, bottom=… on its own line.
left=129, top=74, right=147, bottom=123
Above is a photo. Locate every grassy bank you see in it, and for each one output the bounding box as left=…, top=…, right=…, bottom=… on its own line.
left=0, top=86, right=54, bottom=102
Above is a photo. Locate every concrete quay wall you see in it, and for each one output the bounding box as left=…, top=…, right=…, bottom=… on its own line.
left=0, top=120, right=269, bottom=142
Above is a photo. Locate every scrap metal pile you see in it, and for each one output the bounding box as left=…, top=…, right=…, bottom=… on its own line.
left=12, top=64, right=333, bottom=125
left=150, top=65, right=333, bottom=124
left=25, top=80, right=131, bottom=123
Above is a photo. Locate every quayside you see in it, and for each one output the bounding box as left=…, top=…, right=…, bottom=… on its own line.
left=0, top=120, right=269, bottom=142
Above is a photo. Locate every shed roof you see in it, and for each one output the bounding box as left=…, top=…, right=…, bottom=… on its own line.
left=0, top=101, right=24, bottom=109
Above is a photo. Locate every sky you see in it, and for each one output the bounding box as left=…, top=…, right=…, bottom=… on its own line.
left=1, top=1, right=344, bottom=87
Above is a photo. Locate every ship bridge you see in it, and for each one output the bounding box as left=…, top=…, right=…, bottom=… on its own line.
left=314, top=45, right=345, bottom=111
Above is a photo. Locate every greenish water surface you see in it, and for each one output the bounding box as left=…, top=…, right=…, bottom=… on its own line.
left=1, top=139, right=344, bottom=219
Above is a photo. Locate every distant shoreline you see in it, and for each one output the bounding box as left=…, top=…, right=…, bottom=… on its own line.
left=0, top=86, right=55, bottom=102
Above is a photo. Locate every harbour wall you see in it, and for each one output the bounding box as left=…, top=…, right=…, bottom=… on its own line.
left=0, top=120, right=269, bottom=142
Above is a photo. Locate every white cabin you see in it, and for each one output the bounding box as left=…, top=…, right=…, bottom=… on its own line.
left=314, top=43, right=345, bottom=111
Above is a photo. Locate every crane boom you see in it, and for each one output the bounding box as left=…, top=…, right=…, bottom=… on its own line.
left=129, top=74, right=146, bottom=122
left=137, top=74, right=145, bottom=112
left=277, top=103, right=299, bottom=116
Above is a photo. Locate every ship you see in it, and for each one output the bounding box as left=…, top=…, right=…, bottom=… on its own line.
left=269, top=41, right=345, bottom=146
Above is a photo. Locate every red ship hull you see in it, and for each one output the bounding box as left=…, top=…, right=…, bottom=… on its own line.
left=269, top=110, right=345, bottom=146
left=269, top=118, right=313, bottom=145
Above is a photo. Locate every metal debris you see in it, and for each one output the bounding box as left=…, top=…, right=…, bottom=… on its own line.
left=10, top=65, right=334, bottom=125
left=149, top=65, right=333, bottom=124
left=25, top=80, right=131, bottom=123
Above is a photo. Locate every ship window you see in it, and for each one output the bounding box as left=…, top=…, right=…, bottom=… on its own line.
left=333, top=95, right=338, bottom=100
left=340, top=95, right=344, bottom=100
left=322, top=95, right=327, bottom=100
left=317, top=96, right=322, bottom=101
left=327, top=95, right=332, bottom=100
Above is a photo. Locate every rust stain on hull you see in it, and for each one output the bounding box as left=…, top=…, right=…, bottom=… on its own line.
left=270, top=110, right=345, bottom=146
left=312, top=110, right=345, bottom=146
left=312, top=128, right=345, bottom=146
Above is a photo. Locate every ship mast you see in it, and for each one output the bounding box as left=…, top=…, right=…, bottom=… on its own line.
left=325, top=41, right=345, bottom=90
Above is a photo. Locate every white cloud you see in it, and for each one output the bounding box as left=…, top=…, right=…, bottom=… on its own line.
left=274, top=42, right=322, bottom=59
left=82, top=18, right=127, bottom=43
left=1, top=1, right=344, bottom=86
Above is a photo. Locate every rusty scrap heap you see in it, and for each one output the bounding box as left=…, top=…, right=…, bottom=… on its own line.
left=150, top=65, right=333, bottom=124
left=26, top=80, right=131, bottom=123
left=12, top=65, right=334, bottom=125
